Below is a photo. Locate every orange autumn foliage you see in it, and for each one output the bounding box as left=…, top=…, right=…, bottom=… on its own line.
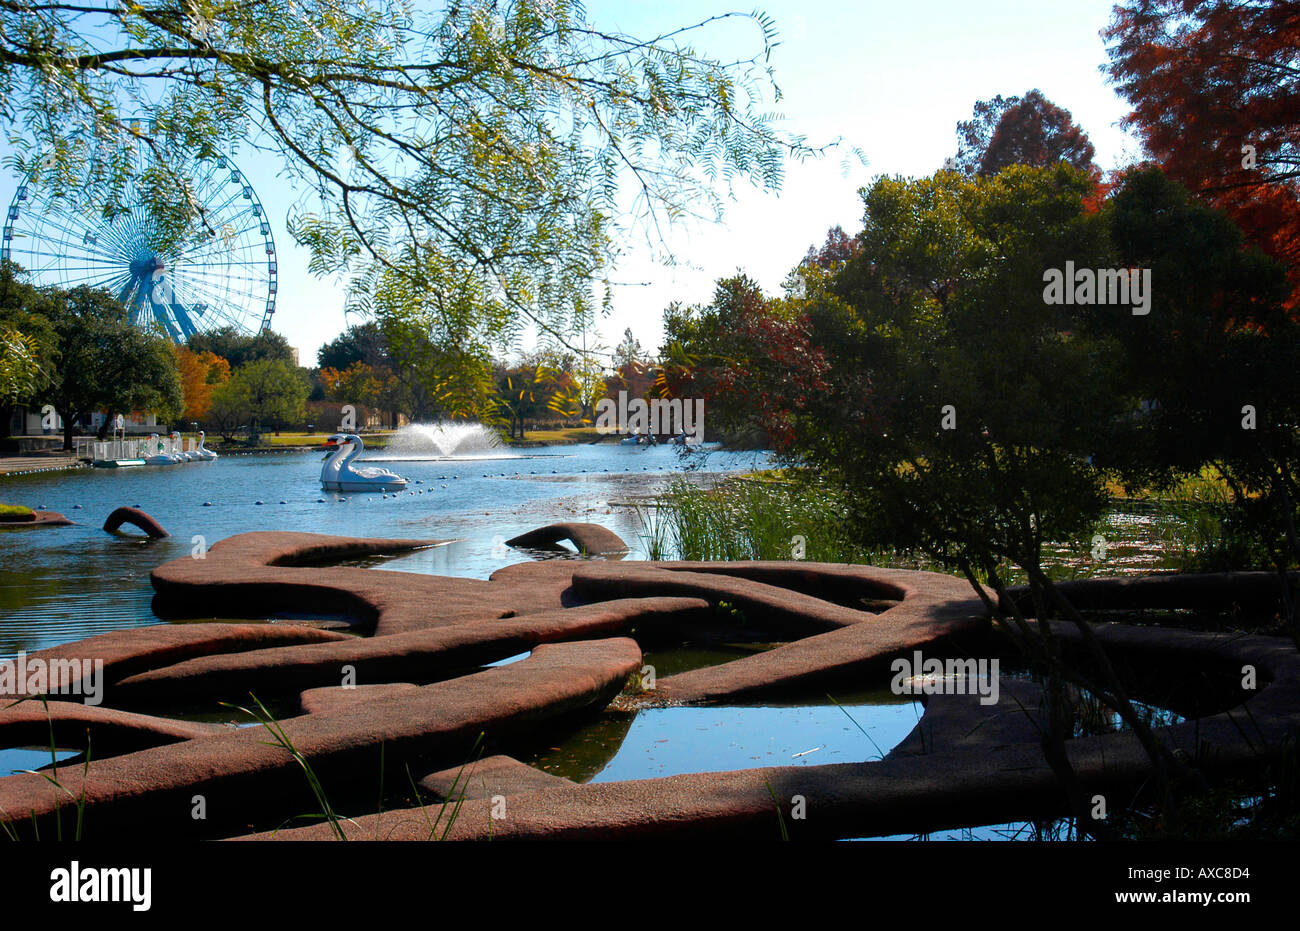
left=1105, top=1, right=1300, bottom=308
left=174, top=346, right=231, bottom=421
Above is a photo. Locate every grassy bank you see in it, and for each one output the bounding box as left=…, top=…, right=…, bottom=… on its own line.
left=512, top=426, right=605, bottom=445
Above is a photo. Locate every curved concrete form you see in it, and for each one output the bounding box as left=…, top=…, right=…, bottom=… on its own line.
left=506, top=522, right=630, bottom=558
left=102, top=506, right=169, bottom=539
left=0, top=525, right=1296, bottom=841
left=0, top=509, right=73, bottom=527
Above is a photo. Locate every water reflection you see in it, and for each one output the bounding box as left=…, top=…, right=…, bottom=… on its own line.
left=0, top=443, right=769, bottom=657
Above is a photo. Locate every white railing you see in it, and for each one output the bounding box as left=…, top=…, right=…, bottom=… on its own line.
left=78, top=436, right=152, bottom=462
left=77, top=434, right=203, bottom=462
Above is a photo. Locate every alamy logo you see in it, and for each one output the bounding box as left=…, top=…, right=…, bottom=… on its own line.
left=594, top=390, right=705, bottom=443
left=0, top=652, right=104, bottom=706
left=50, top=861, right=151, bottom=911
left=1042, top=262, right=1152, bottom=315
left=890, top=651, right=1000, bottom=705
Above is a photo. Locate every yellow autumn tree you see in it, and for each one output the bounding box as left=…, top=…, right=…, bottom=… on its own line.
left=174, top=346, right=231, bottom=422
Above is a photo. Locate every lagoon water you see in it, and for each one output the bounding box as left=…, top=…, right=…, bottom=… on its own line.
left=0, top=441, right=1044, bottom=837
left=0, top=441, right=770, bottom=655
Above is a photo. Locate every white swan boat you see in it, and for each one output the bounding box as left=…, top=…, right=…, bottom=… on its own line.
left=195, top=431, right=218, bottom=461
left=320, top=433, right=407, bottom=492
left=144, top=434, right=180, bottom=465
left=171, top=431, right=197, bottom=461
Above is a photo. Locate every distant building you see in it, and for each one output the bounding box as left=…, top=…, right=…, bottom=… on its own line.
left=7, top=405, right=158, bottom=436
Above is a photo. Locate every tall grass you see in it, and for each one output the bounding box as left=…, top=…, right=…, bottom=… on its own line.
left=639, top=469, right=1285, bottom=585
left=636, top=476, right=882, bottom=564
left=1152, top=477, right=1274, bottom=573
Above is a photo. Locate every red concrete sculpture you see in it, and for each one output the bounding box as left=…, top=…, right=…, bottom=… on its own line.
left=0, top=521, right=1295, bottom=841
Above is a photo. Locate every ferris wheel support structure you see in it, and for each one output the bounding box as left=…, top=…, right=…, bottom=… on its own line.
left=1, top=128, right=278, bottom=343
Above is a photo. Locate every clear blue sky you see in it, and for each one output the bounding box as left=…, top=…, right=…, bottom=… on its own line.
left=0, top=0, right=1142, bottom=364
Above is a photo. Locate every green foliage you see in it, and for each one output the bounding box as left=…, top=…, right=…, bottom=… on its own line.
left=39, top=285, right=182, bottom=447
left=186, top=326, right=295, bottom=370
left=348, top=254, right=502, bottom=423
left=660, top=273, right=809, bottom=447
left=209, top=357, right=309, bottom=438
left=0, top=325, right=44, bottom=405
left=1090, top=168, right=1300, bottom=587
left=778, top=165, right=1118, bottom=586
left=317, top=322, right=387, bottom=372
left=495, top=363, right=548, bottom=439
left=0, top=262, right=56, bottom=410
left=637, top=476, right=878, bottom=564
left=1, top=0, right=815, bottom=357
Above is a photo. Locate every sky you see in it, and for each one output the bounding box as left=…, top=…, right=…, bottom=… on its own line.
left=0, top=0, right=1144, bottom=365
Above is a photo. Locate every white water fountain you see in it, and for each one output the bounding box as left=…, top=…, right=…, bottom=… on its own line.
left=377, top=422, right=507, bottom=460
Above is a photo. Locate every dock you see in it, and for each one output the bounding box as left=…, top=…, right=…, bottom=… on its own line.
left=0, top=454, right=85, bottom=476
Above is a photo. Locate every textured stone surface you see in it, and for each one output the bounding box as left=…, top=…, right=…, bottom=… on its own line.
left=506, top=522, right=629, bottom=558
left=242, top=622, right=1300, bottom=841
left=0, top=509, right=73, bottom=527
left=0, top=638, right=640, bottom=838
left=0, top=701, right=225, bottom=755
left=418, top=754, right=575, bottom=801
left=1, top=524, right=1297, bottom=841
left=102, top=506, right=169, bottom=538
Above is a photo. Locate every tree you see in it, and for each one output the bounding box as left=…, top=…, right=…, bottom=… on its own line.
left=1, top=1, right=813, bottom=357
left=660, top=273, right=825, bottom=446
left=174, top=345, right=231, bottom=422
left=238, top=358, right=309, bottom=435
left=771, top=166, right=1121, bottom=580
left=801, top=225, right=858, bottom=270
left=1104, top=0, right=1300, bottom=300
left=318, top=360, right=402, bottom=427
left=317, top=322, right=388, bottom=372
left=495, top=363, right=549, bottom=439
left=210, top=358, right=308, bottom=439
left=539, top=343, right=608, bottom=426
left=0, top=326, right=43, bottom=406
left=951, top=90, right=1096, bottom=177
left=718, top=165, right=1216, bottom=830
left=40, top=286, right=182, bottom=449
left=186, top=326, right=294, bottom=370
left=0, top=262, right=56, bottom=428
left=612, top=328, right=647, bottom=369
left=206, top=380, right=244, bottom=442
left=1089, top=167, right=1300, bottom=628
left=357, top=254, right=503, bottom=423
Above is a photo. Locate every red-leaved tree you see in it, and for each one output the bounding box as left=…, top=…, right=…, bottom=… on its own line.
left=1104, top=0, right=1300, bottom=304
left=951, top=89, right=1097, bottom=177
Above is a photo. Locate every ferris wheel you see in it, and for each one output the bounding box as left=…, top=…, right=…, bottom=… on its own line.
left=1, top=122, right=278, bottom=343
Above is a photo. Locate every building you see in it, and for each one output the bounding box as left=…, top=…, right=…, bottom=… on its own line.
left=7, top=404, right=159, bottom=437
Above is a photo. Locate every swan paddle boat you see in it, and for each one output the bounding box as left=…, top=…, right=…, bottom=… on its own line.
left=195, top=431, right=218, bottom=461
left=171, top=431, right=197, bottom=461
left=320, top=433, right=408, bottom=493
left=144, top=434, right=180, bottom=466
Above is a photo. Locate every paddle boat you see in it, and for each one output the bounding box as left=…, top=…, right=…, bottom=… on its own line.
left=195, top=431, right=218, bottom=461
left=144, top=434, right=181, bottom=466
left=171, top=431, right=197, bottom=461
left=320, top=434, right=408, bottom=493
